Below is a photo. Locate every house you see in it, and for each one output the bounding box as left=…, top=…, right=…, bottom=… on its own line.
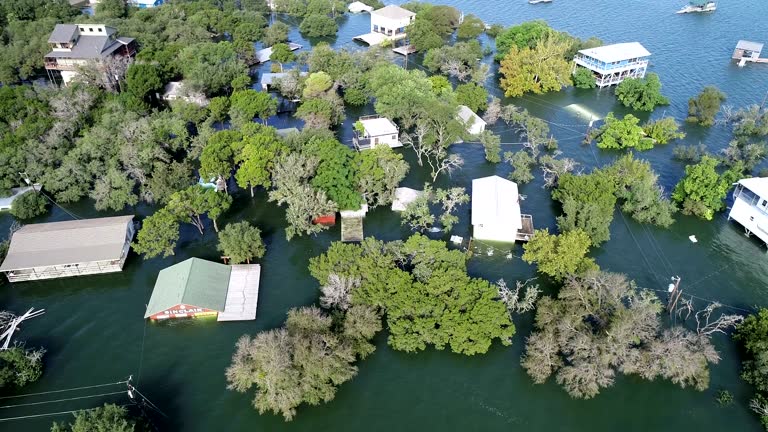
left=44, top=24, right=136, bottom=85
left=573, top=42, right=651, bottom=88
left=353, top=115, right=402, bottom=150
left=391, top=187, right=424, bottom=212
left=255, top=43, right=302, bottom=64
left=0, top=216, right=135, bottom=283
left=353, top=5, right=416, bottom=46
left=729, top=177, right=768, bottom=245
left=471, top=176, right=533, bottom=243
left=457, top=105, right=487, bottom=135
left=161, top=81, right=209, bottom=106
left=732, top=40, right=763, bottom=61
left=348, top=1, right=374, bottom=13
left=128, top=0, right=164, bottom=8
left=144, top=258, right=261, bottom=321
left=259, top=71, right=308, bottom=91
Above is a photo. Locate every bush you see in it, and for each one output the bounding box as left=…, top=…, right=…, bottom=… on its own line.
left=572, top=67, right=596, bottom=89
left=299, top=14, right=338, bottom=37
left=455, top=82, right=488, bottom=112
left=217, top=221, right=266, bottom=264
left=10, top=191, right=47, bottom=219
left=687, top=86, right=726, bottom=127
left=615, top=73, right=669, bottom=111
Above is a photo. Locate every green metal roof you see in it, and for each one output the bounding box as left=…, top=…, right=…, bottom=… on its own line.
left=144, top=258, right=231, bottom=318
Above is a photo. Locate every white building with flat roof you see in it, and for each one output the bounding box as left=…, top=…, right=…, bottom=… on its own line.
left=354, top=5, right=416, bottom=46
left=573, top=42, right=651, bottom=88
left=472, top=176, right=531, bottom=243
left=729, top=177, right=768, bottom=246
left=353, top=116, right=401, bottom=150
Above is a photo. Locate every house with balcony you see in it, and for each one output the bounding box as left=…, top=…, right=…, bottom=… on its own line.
left=353, top=115, right=402, bottom=150
left=354, top=5, right=416, bottom=46
left=44, top=24, right=136, bottom=85
left=573, top=42, right=651, bottom=88
left=129, top=0, right=164, bottom=8
left=729, top=177, right=768, bottom=246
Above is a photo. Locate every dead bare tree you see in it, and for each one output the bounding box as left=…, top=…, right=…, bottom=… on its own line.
left=483, top=97, right=502, bottom=125
left=319, top=274, right=360, bottom=311
left=497, top=278, right=541, bottom=315
left=675, top=297, right=694, bottom=321
left=750, top=398, right=768, bottom=417
left=539, top=152, right=578, bottom=188
left=694, top=302, right=744, bottom=335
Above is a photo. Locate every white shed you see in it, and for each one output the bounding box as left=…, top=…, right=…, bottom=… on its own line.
left=729, top=177, right=768, bottom=245
left=457, top=105, right=487, bottom=135
left=471, top=176, right=523, bottom=243
left=348, top=1, right=373, bottom=13
left=354, top=116, right=402, bottom=150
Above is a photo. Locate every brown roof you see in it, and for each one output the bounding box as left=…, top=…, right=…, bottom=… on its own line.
left=0, top=216, right=134, bottom=271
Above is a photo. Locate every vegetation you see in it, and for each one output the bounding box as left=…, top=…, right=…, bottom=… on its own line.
left=672, top=155, right=741, bottom=220
left=51, top=404, right=138, bottom=432
left=593, top=113, right=653, bottom=151
left=643, top=116, right=686, bottom=144
left=735, top=309, right=768, bottom=428
left=479, top=131, right=502, bottom=163
left=405, top=4, right=461, bottom=52
left=615, top=73, right=670, bottom=111
left=132, top=209, right=180, bottom=259
left=10, top=191, right=48, bottom=219
left=456, top=14, right=485, bottom=40
left=688, top=86, right=726, bottom=126
left=494, top=20, right=553, bottom=61
left=217, top=221, right=266, bottom=264
left=552, top=170, right=617, bottom=246
left=400, top=185, right=469, bottom=232
left=0, top=345, right=44, bottom=389
left=572, top=67, right=596, bottom=89
left=499, top=34, right=573, bottom=97
left=309, top=235, right=516, bottom=355
left=607, top=153, right=676, bottom=227
left=523, top=271, right=721, bottom=399
left=504, top=150, right=536, bottom=184
left=456, top=83, right=489, bottom=112
left=226, top=305, right=380, bottom=421
left=522, top=229, right=598, bottom=281
left=299, top=14, right=338, bottom=38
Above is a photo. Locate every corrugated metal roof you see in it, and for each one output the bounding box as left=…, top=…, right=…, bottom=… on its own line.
left=736, top=40, right=764, bottom=53
left=0, top=216, right=134, bottom=271
left=471, top=176, right=522, bottom=229
left=578, top=42, right=651, bottom=63
left=144, top=258, right=231, bottom=318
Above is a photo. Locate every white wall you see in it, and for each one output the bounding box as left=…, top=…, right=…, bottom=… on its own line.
left=369, top=133, right=399, bottom=148
left=370, top=16, right=413, bottom=34
left=729, top=196, right=768, bottom=244
left=473, top=223, right=518, bottom=243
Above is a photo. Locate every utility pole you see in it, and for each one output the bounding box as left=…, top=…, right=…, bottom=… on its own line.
left=761, top=89, right=768, bottom=110
left=667, top=276, right=682, bottom=315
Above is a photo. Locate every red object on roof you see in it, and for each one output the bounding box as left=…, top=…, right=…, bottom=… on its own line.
left=313, top=214, right=336, bottom=226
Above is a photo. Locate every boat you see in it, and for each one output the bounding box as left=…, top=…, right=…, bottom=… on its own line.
left=677, top=1, right=716, bottom=14
left=528, top=0, right=552, bottom=4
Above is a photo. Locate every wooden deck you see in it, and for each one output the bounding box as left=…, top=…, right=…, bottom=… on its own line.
left=341, top=217, right=364, bottom=242
left=217, top=264, right=260, bottom=322
left=516, top=214, right=534, bottom=242
left=392, top=45, right=416, bottom=56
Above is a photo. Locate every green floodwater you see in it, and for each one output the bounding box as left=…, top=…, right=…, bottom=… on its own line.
left=2, top=0, right=768, bottom=430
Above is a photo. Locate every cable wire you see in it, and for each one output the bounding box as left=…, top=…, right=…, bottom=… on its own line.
left=0, top=391, right=125, bottom=410
left=0, top=380, right=128, bottom=400
left=0, top=404, right=133, bottom=423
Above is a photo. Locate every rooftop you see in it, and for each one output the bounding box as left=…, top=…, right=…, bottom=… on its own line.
left=578, top=42, right=651, bottom=63
left=360, top=117, right=399, bottom=136
left=48, top=24, right=79, bottom=43
left=457, top=105, right=486, bottom=129
left=736, top=40, right=764, bottom=53
left=371, top=4, right=416, bottom=20
left=260, top=71, right=308, bottom=87
left=144, top=258, right=231, bottom=318
left=0, top=216, right=134, bottom=271
left=471, top=176, right=522, bottom=230
left=739, top=177, right=768, bottom=198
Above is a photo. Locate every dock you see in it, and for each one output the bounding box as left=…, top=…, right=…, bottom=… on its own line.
left=341, top=216, right=363, bottom=242
left=515, top=214, right=535, bottom=242
left=392, top=45, right=416, bottom=56
left=217, top=264, right=261, bottom=321
left=733, top=40, right=767, bottom=67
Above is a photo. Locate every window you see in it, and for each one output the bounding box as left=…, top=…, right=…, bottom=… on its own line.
left=98, top=27, right=103, bottom=32
left=391, top=135, right=396, bottom=140
left=761, top=199, right=768, bottom=210
left=373, top=25, right=379, bottom=32
left=79, top=27, right=85, bottom=32
left=88, top=28, right=93, bottom=32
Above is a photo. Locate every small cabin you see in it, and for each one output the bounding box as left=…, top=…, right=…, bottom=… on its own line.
left=353, top=115, right=401, bottom=150
left=573, top=42, right=651, bottom=88
left=729, top=177, right=768, bottom=245
left=144, top=258, right=260, bottom=321
left=354, top=5, right=416, bottom=46
left=457, top=105, right=487, bottom=135
left=733, top=40, right=763, bottom=61
left=471, top=176, right=533, bottom=243
left=0, top=216, right=135, bottom=282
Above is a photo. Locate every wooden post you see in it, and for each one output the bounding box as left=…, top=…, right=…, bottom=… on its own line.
left=667, top=276, right=682, bottom=315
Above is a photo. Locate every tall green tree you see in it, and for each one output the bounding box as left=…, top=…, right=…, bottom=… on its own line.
left=456, top=83, right=488, bottom=112
left=299, top=14, right=338, bottom=37
left=552, top=170, right=617, bottom=246
left=495, top=20, right=552, bottom=61
left=522, top=229, right=598, bottom=281
left=269, top=43, right=296, bottom=71
left=229, top=90, right=277, bottom=126
left=200, top=130, right=242, bottom=191
left=51, top=404, right=135, bottom=432
left=167, top=185, right=232, bottom=233
left=593, top=113, right=653, bottom=151
left=235, top=129, right=284, bottom=196
left=615, top=73, right=669, bottom=111
left=499, top=34, right=573, bottom=97
left=672, top=155, right=741, bottom=220
left=218, top=221, right=266, bottom=264
left=687, top=86, right=726, bottom=127
left=132, top=209, right=180, bottom=259
left=126, top=63, right=163, bottom=103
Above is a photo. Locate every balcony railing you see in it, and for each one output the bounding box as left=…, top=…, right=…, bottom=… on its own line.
left=574, top=56, right=648, bottom=73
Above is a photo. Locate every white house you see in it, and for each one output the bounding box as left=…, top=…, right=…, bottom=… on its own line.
left=729, top=177, right=768, bottom=245
left=457, top=105, right=487, bottom=135
left=353, top=115, right=402, bottom=150
left=128, top=0, right=164, bottom=8
left=472, top=176, right=532, bottom=243
left=573, top=42, right=651, bottom=88
left=354, top=5, right=416, bottom=46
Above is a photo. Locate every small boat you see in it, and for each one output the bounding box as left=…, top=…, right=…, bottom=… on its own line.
left=528, top=0, right=552, bottom=4
left=677, top=1, right=716, bottom=14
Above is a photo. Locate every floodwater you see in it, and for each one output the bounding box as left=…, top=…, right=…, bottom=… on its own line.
left=2, top=0, right=768, bottom=430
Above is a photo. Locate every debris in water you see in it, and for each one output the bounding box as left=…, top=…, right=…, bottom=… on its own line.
left=450, top=235, right=463, bottom=244
left=486, top=249, right=494, bottom=256
left=689, top=235, right=698, bottom=243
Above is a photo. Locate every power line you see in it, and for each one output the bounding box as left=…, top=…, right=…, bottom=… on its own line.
left=0, top=404, right=133, bottom=423
left=0, top=380, right=128, bottom=400
left=0, top=391, right=125, bottom=410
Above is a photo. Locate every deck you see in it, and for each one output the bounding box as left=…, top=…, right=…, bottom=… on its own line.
left=341, top=217, right=364, bottom=242
left=516, top=214, right=534, bottom=242
left=217, top=264, right=261, bottom=321
left=393, top=45, right=416, bottom=56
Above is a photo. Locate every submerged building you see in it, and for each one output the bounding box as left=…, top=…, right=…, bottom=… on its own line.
left=353, top=115, right=401, bottom=150
left=354, top=5, right=416, bottom=46
left=0, top=216, right=135, bottom=283
left=471, top=176, right=533, bottom=243
left=729, top=177, right=768, bottom=245
left=573, top=42, right=651, bottom=88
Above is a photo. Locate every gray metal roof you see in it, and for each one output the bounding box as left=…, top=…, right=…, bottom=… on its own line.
left=48, top=24, right=78, bottom=43
left=45, top=26, right=129, bottom=60
left=0, top=216, right=134, bottom=271
left=736, top=40, right=764, bottom=53
left=144, top=258, right=231, bottom=318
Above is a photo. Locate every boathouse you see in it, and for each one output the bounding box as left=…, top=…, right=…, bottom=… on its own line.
left=732, top=40, right=766, bottom=67
left=354, top=5, right=416, bottom=46
left=457, top=105, right=487, bottom=135
left=353, top=115, right=401, bottom=150
left=471, top=176, right=533, bottom=243
left=0, top=216, right=135, bottom=283
left=144, top=258, right=261, bottom=321
left=729, top=177, right=768, bottom=245
left=573, top=42, right=651, bottom=88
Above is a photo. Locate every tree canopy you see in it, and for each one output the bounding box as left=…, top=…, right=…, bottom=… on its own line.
left=522, top=229, right=598, bottom=281
left=615, top=73, right=669, bottom=112
left=687, top=86, right=726, bottom=127
left=218, top=221, right=266, bottom=264
left=499, top=34, right=573, bottom=97
left=672, top=155, right=741, bottom=220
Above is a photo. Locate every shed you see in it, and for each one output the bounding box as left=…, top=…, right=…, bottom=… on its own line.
left=144, top=258, right=260, bottom=321
left=391, top=187, right=423, bottom=211
left=354, top=116, right=401, bottom=150
left=0, top=216, right=135, bottom=282
left=256, top=42, right=302, bottom=64
left=161, top=81, right=209, bottom=106
left=348, top=1, right=373, bottom=13
left=457, top=105, right=486, bottom=135
left=471, top=176, right=525, bottom=243
left=733, top=40, right=764, bottom=60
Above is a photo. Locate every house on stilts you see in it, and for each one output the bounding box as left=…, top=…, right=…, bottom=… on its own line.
left=729, top=177, right=768, bottom=246
left=573, top=42, right=651, bottom=88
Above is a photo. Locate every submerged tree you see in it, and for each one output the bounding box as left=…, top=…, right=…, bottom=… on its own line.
left=499, top=34, right=573, bottom=97
left=687, top=86, right=726, bottom=127
left=615, top=73, right=669, bottom=112
left=672, top=155, right=741, bottom=220
left=51, top=403, right=139, bottom=432
left=217, top=221, right=266, bottom=264
left=132, top=209, right=180, bottom=259
left=522, top=229, right=598, bottom=281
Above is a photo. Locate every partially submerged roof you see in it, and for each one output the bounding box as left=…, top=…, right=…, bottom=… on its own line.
left=457, top=105, right=486, bottom=130
left=144, top=258, right=231, bottom=318
left=0, top=216, right=134, bottom=271
left=371, top=5, right=416, bottom=20
left=471, top=176, right=522, bottom=229
left=360, top=117, right=398, bottom=136
left=256, top=42, right=302, bottom=63
left=353, top=32, right=389, bottom=46
left=260, top=71, right=307, bottom=87
left=578, top=42, right=651, bottom=63
left=391, top=187, right=423, bottom=212
left=348, top=1, right=374, bottom=13
left=739, top=177, right=768, bottom=198
left=736, top=40, right=764, bottom=52
left=48, top=24, right=78, bottom=43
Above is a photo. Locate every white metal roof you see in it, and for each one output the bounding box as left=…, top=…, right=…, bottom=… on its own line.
left=361, top=117, right=398, bottom=136
left=578, top=42, right=651, bottom=63
left=353, top=32, right=389, bottom=46
left=471, top=176, right=522, bottom=229
left=391, top=187, right=423, bottom=211
left=457, top=105, right=487, bottom=132
left=371, top=5, right=416, bottom=20
left=736, top=40, right=764, bottom=53
left=739, top=177, right=768, bottom=198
